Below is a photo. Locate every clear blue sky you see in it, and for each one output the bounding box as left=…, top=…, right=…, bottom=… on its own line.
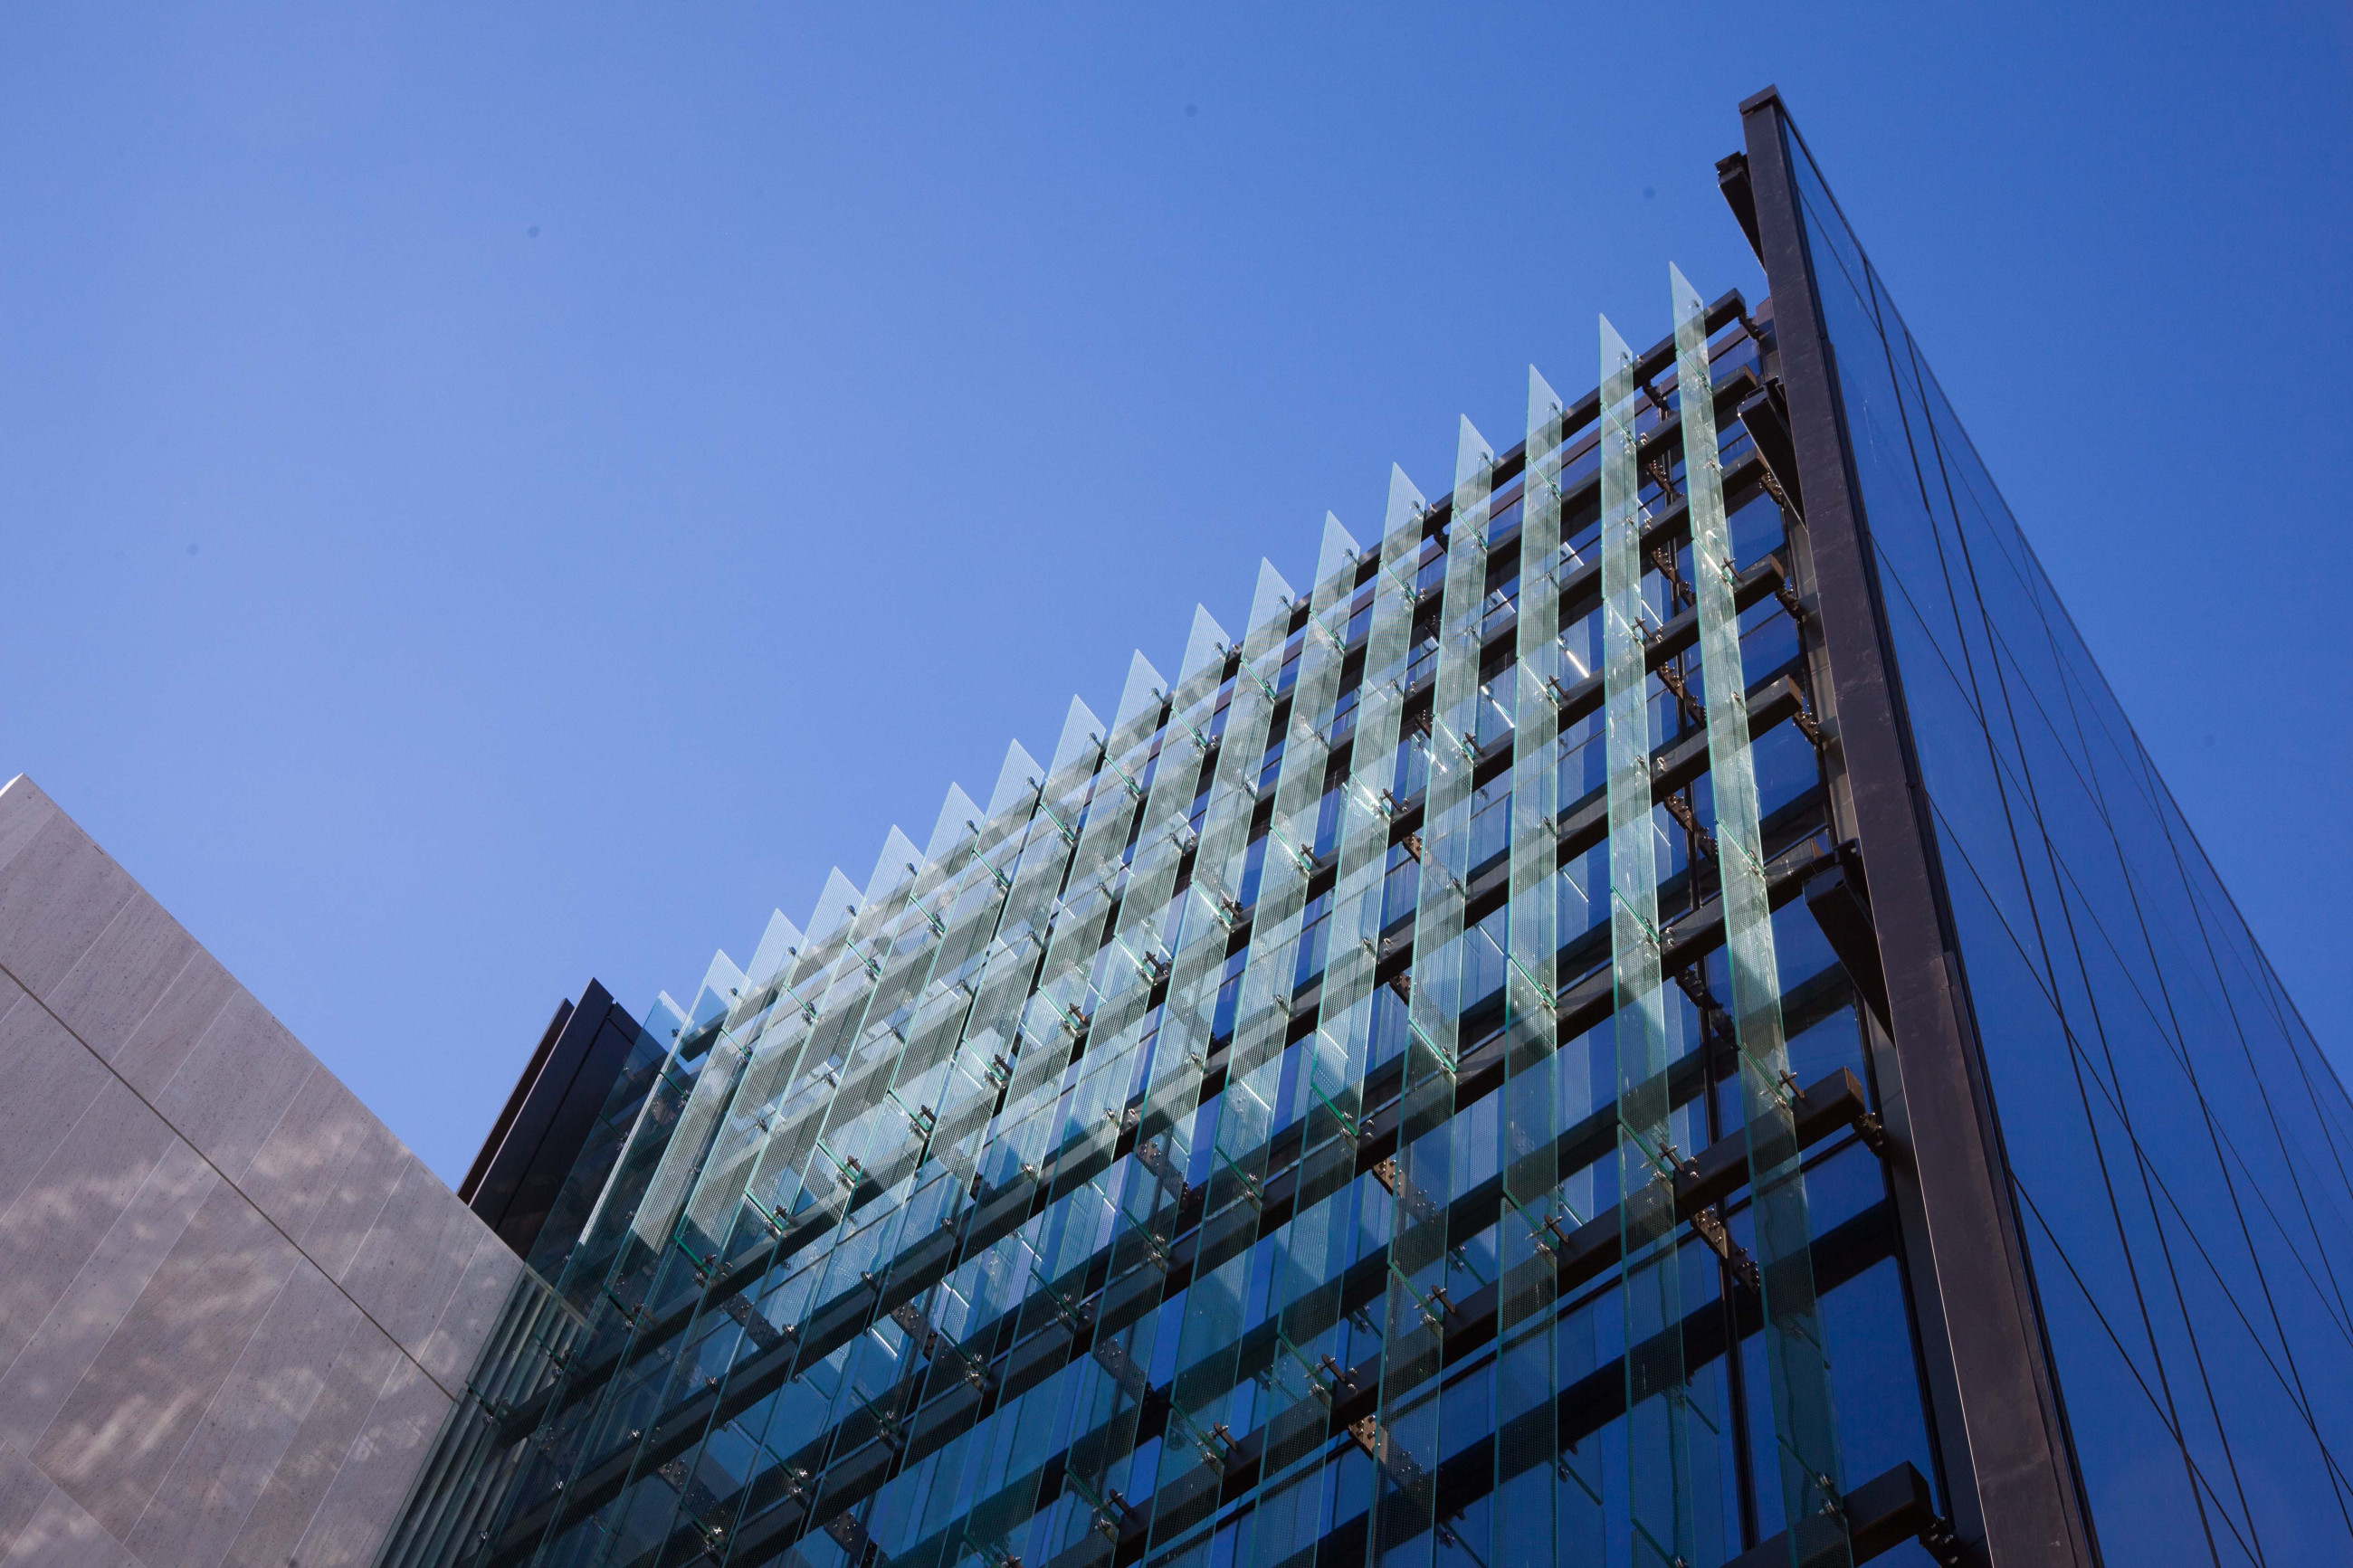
left=2, top=4, right=2345, bottom=1185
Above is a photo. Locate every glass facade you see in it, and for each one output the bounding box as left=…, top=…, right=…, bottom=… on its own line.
left=1775, top=111, right=2353, bottom=1566
left=379, top=90, right=2348, bottom=1568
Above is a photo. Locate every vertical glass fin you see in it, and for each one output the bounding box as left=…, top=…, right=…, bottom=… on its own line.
left=1495, top=362, right=1589, bottom=1565
left=987, top=739, right=1048, bottom=821
left=1048, top=695, right=1110, bottom=782
left=1673, top=261, right=1851, bottom=1567
left=1604, top=312, right=1716, bottom=1568
left=1370, top=419, right=1493, bottom=1568
left=1317, top=509, right=1362, bottom=590
left=1112, top=649, right=1169, bottom=737
left=807, top=866, right=865, bottom=945
left=746, top=909, right=805, bottom=993
left=1136, top=556, right=1297, bottom=1559
left=1180, top=603, right=1234, bottom=686
left=867, top=825, right=926, bottom=903
left=1157, top=527, right=1349, bottom=1558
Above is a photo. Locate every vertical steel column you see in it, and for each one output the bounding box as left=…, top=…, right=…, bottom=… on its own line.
left=1736, top=84, right=2091, bottom=1568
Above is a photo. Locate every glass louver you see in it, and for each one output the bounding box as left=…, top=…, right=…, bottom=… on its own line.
left=386, top=283, right=1943, bottom=1568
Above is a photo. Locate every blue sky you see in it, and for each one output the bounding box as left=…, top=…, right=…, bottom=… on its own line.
left=2, top=3, right=2346, bottom=1184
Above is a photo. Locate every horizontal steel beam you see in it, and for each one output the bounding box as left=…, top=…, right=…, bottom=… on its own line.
left=666, top=1070, right=1883, bottom=1568
left=501, top=641, right=1806, bottom=1449
left=490, top=824, right=1845, bottom=1563
left=755, top=1199, right=1906, bottom=1568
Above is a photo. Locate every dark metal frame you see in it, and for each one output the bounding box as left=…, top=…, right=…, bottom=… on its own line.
left=1738, top=86, right=2094, bottom=1566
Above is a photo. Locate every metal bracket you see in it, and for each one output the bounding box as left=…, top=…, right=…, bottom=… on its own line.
left=1651, top=538, right=1694, bottom=617
left=1774, top=573, right=1808, bottom=625
left=1369, top=1156, right=1443, bottom=1227
left=1130, top=1136, right=1190, bottom=1205
left=1791, top=698, right=1826, bottom=749
left=886, top=1301, right=936, bottom=1357
left=1918, top=1516, right=1972, bottom=1567
left=1644, top=454, right=1682, bottom=505
left=1661, top=792, right=1717, bottom=861
left=1854, top=1111, right=1891, bottom=1155
left=721, top=1293, right=787, bottom=1353
left=1689, top=1204, right=1761, bottom=1293
left=819, top=1513, right=881, bottom=1568
left=1347, top=1411, right=1432, bottom=1495
left=1655, top=661, right=1707, bottom=729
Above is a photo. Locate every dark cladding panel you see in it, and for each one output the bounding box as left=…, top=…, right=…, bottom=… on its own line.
left=463, top=979, right=643, bottom=1264
left=459, top=998, right=575, bottom=1209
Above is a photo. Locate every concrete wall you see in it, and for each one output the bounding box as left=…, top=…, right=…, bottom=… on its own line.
left=0, top=775, right=522, bottom=1568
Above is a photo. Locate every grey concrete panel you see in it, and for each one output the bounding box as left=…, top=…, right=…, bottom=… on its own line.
left=0, top=1077, right=179, bottom=1381
left=284, top=1355, right=451, bottom=1568
left=414, top=1222, right=526, bottom=1392
left=32, top=1182, right=301, bottom=1542
left=151, top=990, right=319, bottom=1187
left=0, top=978, right=112, bottom=1221
left=243, top=1066, right=405, bottom=1278
left=335, top=1156, right=484, bottom=1388
left=0, top=780, right=514, bottom=1567
left=3, top=1487, right=138, bottom=1568
left=0, top=802, right=136, bottom=1001
left=0, top=779, right=55, bottom=878
left=108, top=947, right=237, bottom=1105
left=0, top=1138, right=216, bottom=1455
left=124, top=1259, right=363, bottom=1568
left=5, top=1497, right=133, bottom=1568
left=0, top=1441, right=52, bottom=1559
left=45, top=893, right=200, bottom=1070
left=218, top=1320, right=405, bottom=1568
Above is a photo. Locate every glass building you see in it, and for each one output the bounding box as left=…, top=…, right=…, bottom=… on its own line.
left=382, top=90, right=2353, bottom=1568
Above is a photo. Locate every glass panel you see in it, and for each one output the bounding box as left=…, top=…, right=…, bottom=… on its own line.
left=1782, top=113, right=2353, bottom=1562
left=1673, top=262, right=1849, bottom=1568
left=1048, top=604, right=1237, bottom=1553
left=683, top=828, right=926, bottom=1250
left=1164, top=523, right=1359, bottom=1544
left=1140, top=558, right=1300, bottom=1556
left=1495, top=364, right=1598, bottom=1566
left=405, top=238, right=1983, bottom=1568
left=868, top=714, right=1113, bottom=1558
left=631, top=998, right=761, bottom=1250
left=916, top=695, right=1156, bottom=1552
left=1603, top=313, right=1718, bottom=1568
left=1368, top=417, right=1492, bottom=1568
left=1253, top=467, right=1429, bottom=1568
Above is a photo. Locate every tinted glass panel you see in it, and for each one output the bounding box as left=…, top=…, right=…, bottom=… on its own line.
left=1786, top=116, right=2353, bottom=1565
